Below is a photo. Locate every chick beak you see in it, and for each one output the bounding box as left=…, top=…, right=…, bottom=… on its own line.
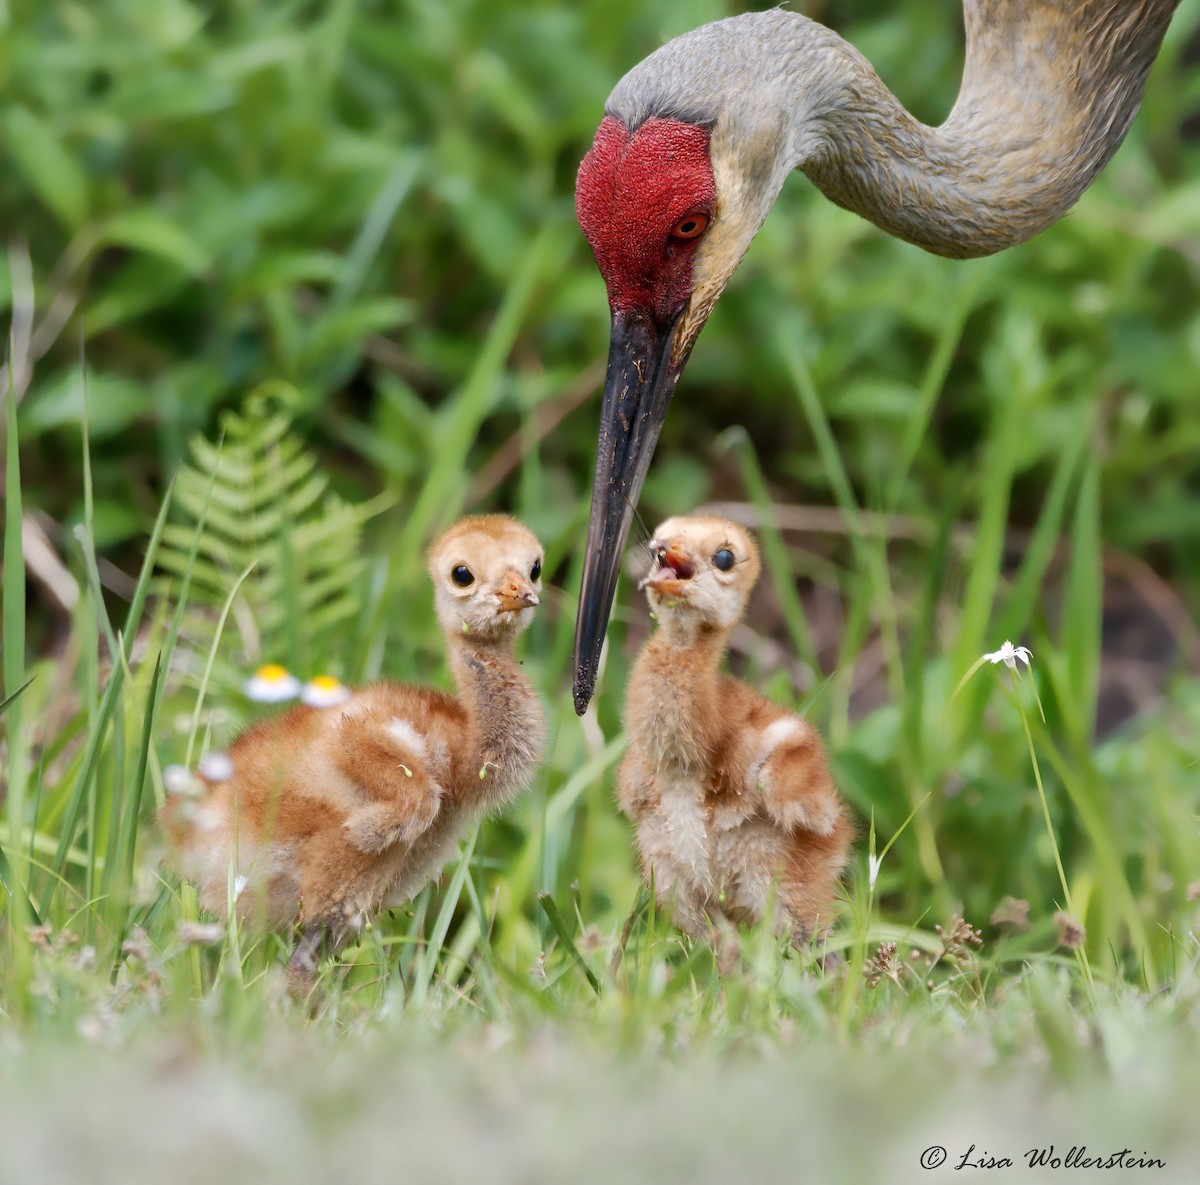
left=638, top=545, right=695, bottom=592
left=496, top=572, right=540, bottom=613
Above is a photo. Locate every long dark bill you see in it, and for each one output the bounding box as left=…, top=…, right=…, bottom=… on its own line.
left=572, top=307, right=685, bottom=715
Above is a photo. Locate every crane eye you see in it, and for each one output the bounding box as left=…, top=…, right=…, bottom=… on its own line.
left=451, top=565, right=474, bottom=587
left=530, top=559, right=542, bottom=582
left=713, top=548, right=735, bottom=572
left=670, top=212, right=710, bottom=240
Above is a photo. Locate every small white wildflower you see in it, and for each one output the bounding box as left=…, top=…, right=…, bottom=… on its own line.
left=163, top=764, right=200, bottom=796
left=868, top=853, right=882, bottom=891
left=301, top=675, right=351, bottom=708
left=983, top=641, right=1032, bottom=670
left=243, top=663, right=302, bottom=703
left=197, top=751, right=235, bottom=782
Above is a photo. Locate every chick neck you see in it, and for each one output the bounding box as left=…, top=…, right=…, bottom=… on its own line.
left=444, top=624, right=542, bottom=810
left=634, top=610, right=733, bottom=772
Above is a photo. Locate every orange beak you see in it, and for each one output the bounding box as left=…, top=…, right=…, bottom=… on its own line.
left=638, top=545, right=694, bottom=592
left=496, top=571, right=540, bottom=613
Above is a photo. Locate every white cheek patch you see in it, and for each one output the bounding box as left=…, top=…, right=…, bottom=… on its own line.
left=387, top=718, right=429, bottom=759
left=710, top=579, right=744, bottom=629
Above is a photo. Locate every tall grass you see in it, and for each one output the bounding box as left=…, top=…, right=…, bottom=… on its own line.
left=2, top=353, right=1197, bottom=1032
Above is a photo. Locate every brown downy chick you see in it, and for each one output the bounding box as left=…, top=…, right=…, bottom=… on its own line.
left=160, top=515, right=546, bottom=992
left=618, top=514, right=852, bottom=951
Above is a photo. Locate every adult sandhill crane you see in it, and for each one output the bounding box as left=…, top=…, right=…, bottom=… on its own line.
left=570, top=0, right=1180, bottom=714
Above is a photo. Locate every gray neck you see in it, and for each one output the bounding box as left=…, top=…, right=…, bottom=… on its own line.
left=448, top=637, right=545, bottom=812
left=608, top=2, right=1178, bottom=259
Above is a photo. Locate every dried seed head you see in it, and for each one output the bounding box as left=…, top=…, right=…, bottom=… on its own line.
left=935, top=915, right=983, bottom=958
left=178, top=921, right=225, bottom=948
left=989, top=896, right=1031, bottom=933
left=1053, top=910, right=1086, bottom=949
left=863, top=941, right=903, bottom=989
left=121, top=927, right=155, bottom=964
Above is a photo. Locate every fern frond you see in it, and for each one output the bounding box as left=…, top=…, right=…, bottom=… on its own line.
left=157, top=385, right=385, bottom=676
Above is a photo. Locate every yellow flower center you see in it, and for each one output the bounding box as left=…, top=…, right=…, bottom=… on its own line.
left=255, top=664, right=291, bottom=682
left=309, top=675, right=342, bottom=691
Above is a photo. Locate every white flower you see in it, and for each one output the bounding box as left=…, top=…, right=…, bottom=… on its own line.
left=197, top=751, right=235, bottom=782
left=243, top=664, right=302, bottom=703
left=163, top=764, right=200, bottom=796
left=983, top=641, right=1032, bottom=670
left=301, top=675, right=351, bottom=708
left=867, top=853, right=882, bottom=891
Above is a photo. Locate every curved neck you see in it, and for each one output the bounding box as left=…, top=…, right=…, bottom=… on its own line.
left=628, top=625, right=729, bottom=770
left=798, top=0, right=1178, bottom=258
left=609, top=3, right=1178, bottom=262
left=447, top=634, right=544, bottom=808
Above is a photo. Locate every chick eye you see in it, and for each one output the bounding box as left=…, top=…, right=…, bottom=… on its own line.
left=530, top=559, right=542, bottom=582
left=670, top=212, right=710, bottom=240
left=451, top=565, right=474, bottom=587
left=713, top=548, right=735, bottom=572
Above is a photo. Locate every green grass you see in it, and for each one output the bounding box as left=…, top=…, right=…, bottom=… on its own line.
left=3, top=0, right=1200, bottom=1175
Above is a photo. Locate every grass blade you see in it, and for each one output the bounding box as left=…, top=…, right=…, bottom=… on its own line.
left=3, top=377, right=34, bottom=975
left=0, top=674, right=35, bottom=718
left=39, top=663, right=125, bottom=913
left=537, top=890, right=602, bottom=995
left=1062, top=453, right=1102, bottom=744
left=410, top=828, right=480, bottom=1007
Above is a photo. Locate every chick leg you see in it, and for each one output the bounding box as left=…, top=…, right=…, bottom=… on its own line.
left=287, top=923, right=326, bottom=998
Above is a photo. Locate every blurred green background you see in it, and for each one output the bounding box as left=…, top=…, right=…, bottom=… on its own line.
left=6, top=0, right=1198, bottom=574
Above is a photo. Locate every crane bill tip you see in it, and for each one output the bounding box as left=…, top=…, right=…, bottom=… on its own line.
left=572, top=674, right=596, bottom=716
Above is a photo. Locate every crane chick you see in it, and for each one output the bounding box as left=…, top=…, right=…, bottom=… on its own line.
left=618, top=514, right=851, bottom=954
left=160, top=515, right=546, bottom=993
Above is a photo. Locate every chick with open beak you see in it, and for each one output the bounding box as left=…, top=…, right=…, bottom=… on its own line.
left=639, top=543, right=695, bottom=593
left=637, top=517, right=757, bottom=637
left=618, top=513, right=852, bottom=952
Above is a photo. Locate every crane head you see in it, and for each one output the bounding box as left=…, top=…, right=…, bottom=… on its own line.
left=572, top=112, right=760, bottom=713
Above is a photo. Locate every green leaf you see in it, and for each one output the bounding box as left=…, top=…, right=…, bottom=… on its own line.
left=5, top=107, right=89, bottom=231
left=103, top=209, right=211, bottom=275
